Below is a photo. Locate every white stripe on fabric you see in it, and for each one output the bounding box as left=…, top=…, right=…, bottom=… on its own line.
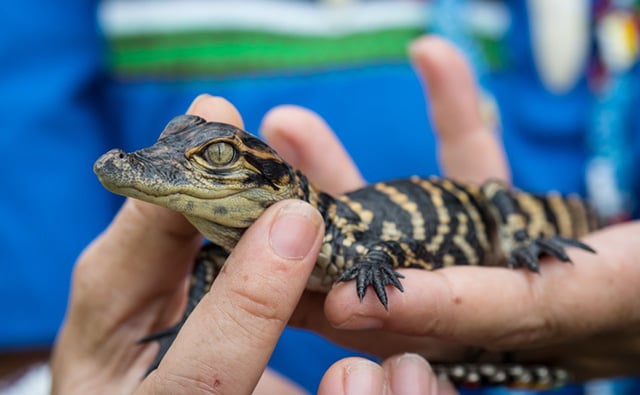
left=99, top=0, right=429, bottom=37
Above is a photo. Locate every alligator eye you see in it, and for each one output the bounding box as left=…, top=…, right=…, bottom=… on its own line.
left=204, top=142, right=237, bottom=166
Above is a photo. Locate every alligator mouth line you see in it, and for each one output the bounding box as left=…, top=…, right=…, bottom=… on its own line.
left=98, top=179, right=243, bottom=202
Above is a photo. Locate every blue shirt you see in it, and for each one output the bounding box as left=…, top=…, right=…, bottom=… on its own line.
left=1, top=1, right=638, bottom=394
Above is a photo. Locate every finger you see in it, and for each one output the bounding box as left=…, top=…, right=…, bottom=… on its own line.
left=317, top=358, right=386, bottom=395
left=410, top=35, right=510, bottom=183
left=291, top=299, right=470, bottom=362
left=141, top=200, right=324, bottom=394
left=260, top=105, right=365, bottom=195
left=381, top=354, right=459, bottom=395
left=187, top=93, right=245, bottom=128
left=253, top=368, right=308, bottom=395
left=323, top=222, right=640, bottom=350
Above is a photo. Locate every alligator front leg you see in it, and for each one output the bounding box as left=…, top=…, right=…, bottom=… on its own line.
left=337, top=240, right=418, bottom=309
left=139, top=243, right=227, bottom=374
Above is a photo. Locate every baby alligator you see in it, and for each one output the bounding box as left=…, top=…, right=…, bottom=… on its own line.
left=94, top=115, right=598, bottom=388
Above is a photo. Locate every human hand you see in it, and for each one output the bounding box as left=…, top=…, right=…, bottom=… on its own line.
left=50, top=97, right=314, bottom=394
left=261, top=36, right=640, bottom=381
left=50, top=95, right=455, bottom=395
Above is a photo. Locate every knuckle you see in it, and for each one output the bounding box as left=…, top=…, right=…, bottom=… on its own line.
left=69, top=246, right=104, bottom=307
left=226, top=278, right=286, bottom=325
left=64, top=242, right=125, bottom=342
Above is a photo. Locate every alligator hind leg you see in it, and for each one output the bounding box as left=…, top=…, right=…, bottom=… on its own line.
left=139, top=243, right=227, bottom=374
left=481, top=180, right=595, bottom=271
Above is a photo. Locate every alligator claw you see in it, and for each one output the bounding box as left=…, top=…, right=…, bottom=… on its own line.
left=551, top=236, right=596, bottom=254
left=509, top=246, right=540, bottom=272
left=536, top=238, right=570, bottom=262
left=338, top=250, right=404, bottom=310
left=508, top=236, right=595, bottom=273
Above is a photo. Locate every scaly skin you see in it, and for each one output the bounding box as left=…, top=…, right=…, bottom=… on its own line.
left=94, top=115, right=598, bottom=388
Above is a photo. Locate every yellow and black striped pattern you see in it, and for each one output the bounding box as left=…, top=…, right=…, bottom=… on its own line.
left=307, top=175, right=598, bottom=291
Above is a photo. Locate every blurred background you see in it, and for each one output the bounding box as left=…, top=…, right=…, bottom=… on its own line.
left=1, top=0, right=638, bottom=393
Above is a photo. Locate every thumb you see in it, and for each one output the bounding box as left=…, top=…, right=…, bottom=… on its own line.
left=139, top=200, right=324, bottom=394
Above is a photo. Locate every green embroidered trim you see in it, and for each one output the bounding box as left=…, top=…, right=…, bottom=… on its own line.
left=108, top=27, right=424, bottom=77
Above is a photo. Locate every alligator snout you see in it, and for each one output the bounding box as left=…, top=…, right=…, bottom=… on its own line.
left=94, top=147, right=126, bottom=173
left=93, top=148, right=137, bottom=190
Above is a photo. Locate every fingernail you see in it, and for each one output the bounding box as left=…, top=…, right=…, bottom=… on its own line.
left=186, top=93, right=212, bottom=112
left=388, top=353, right=435, bottom=395
left=345, top=360, right=384, bottom=395
left=270, top=201, right=321, bottom=259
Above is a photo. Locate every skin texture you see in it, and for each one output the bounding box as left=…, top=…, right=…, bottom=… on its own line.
left=263, top=36, right=640, bottom=380
left=51, top=94, right=455, bottom=395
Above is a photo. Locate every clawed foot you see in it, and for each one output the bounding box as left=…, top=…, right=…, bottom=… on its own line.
left=508, top=236, right=596, bottom=272
left=337, top=249, right=405, bottom=309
